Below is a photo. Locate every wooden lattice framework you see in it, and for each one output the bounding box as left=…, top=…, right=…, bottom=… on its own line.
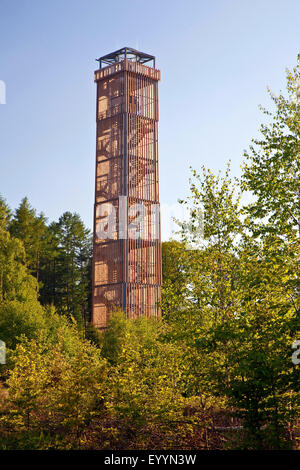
left=92, top=48, right=161, bottom=328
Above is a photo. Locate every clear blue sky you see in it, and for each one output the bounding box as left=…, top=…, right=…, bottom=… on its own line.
left=0, top=0, right=299, bottom=239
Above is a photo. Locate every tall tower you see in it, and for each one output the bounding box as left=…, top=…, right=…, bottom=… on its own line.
left=92, top=47, right=161, bottom=328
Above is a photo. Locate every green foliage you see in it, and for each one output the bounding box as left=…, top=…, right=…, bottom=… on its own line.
left=48, top=212, right=92, bottom=328
left=105, top=313, right=185, bottom=421
left=0, top=196, right=11, bottom=231
left=9, top=197, right=51, bottom=283
left=0, top=227, right=33, bottom=301
left=242, top=59, right=300, bottom=239
left=101, top=312, right=203, bottom=449
left=161, top=241, right=187, bottom=317
left=2, top=334, right=106, bottom=448
left=8, top=200, right=92, bottom=329
left=0, top=226, right=46, bottom=350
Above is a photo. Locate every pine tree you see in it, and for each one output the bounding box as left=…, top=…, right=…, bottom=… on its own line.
left=9, top=197, right=51, bottom=284
left=49, top=212, right=92, bottom=328
left=0, top=195, right=11, bottom=231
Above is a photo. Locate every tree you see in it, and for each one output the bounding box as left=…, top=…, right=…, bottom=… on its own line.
left=49, top=212, right=92, bottom=328
left=164, top=165, right=244, bottom=405
left=9, top=197, right=52, bottom=284
left=161, top=240, right=187, bottom=318
left=170, top=155, right=299, bottom=448
left=164, top=164, right=242, bottom=331
left=0, top=223, right=44, bottom=310
left=3, top=331, right=107, bottom=448
left=102, top=312, right=198, bottom=449
left=234, top=58, right=300, bottom=447
left=0, top=196, right=11, bottom=231
left=242, top=59, right=300, bottom=239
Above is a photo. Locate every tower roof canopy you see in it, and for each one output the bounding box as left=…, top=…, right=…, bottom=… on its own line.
left=96, top=47, right=155, bottom=69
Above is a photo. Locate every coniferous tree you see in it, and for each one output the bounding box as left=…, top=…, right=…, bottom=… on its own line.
left=49, top=212, right=92, bottom=328
left=9, top=197, right=51, bottom=284
left=0, top=196, right=11, bottom=231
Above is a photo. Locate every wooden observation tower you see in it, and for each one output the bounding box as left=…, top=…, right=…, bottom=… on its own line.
left=92, top=47, right=161, bottom=328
